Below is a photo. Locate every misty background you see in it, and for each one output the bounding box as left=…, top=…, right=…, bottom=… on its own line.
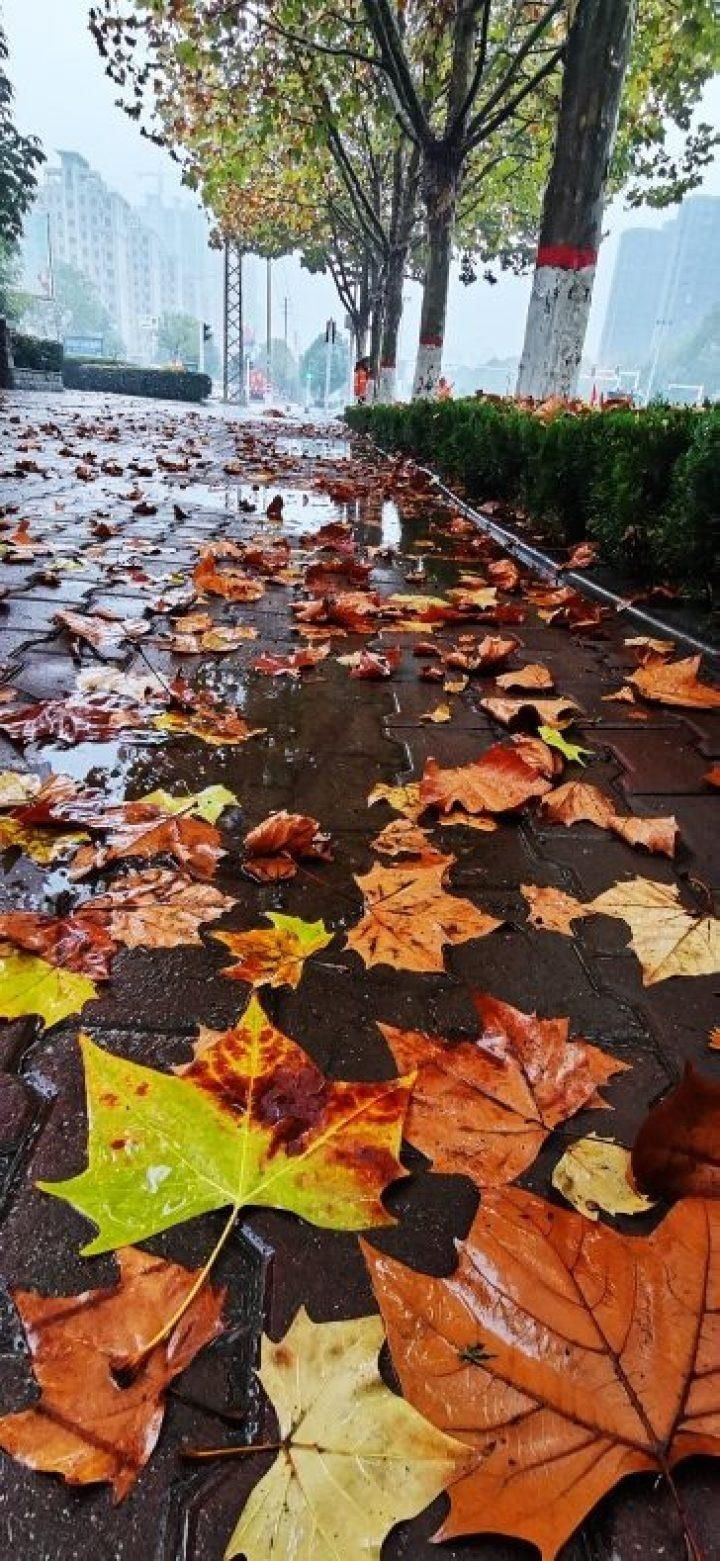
left=5, top=0, right=720, bottom=394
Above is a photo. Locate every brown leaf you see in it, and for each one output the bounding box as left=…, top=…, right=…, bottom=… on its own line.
left=487, top=559, right=521, bottom=591
left=0, top=1248, right=224, bottom=1499
left=629, top=654, right=720, bottom=710
left=480, top=695, right=580, bottom=730
left=522, top=883, right=589, bottom=934
left=70, top=814, right=224, bottom=881
left=80, top=869, right=235, bottom=949
left=252, top=645, right=330, bottom=677
left=705, top=766, right=720, bottom=789
left=346, top=855, right=501, bottom=972
left=495, top=663, right=554, bottom=692
left=632, top=1064, right=720, bottom=1199
left=243, top=811, right=332, bottom=882
left=55, top=609, right=149, bottom=656
left=381, top=993, right=625, bottom=1186
left=420, top=743, right=551, bottom=817
left=363, top=1189, right=720, bottom=1558
left=370, top=819, right=437, bottom=858
left=0, top=702, right=140, bottom=748
left=540, top=781, right=678, bottom=857
left=0, top=910, right=115, bottom=980
left=560, top=541, right=598, bottom=570
left=193, top=551, right=264, bottom=602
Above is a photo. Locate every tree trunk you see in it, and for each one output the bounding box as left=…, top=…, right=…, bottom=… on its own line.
left=412, top=156, right=458, bottom=400
left=517, top=0, right=636, bottom=401
left=377, top=245, right=406, bottom=401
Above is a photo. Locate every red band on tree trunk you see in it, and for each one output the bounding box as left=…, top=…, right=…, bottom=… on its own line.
left=536, top=243, right=597, bottom=270
left=419, top=335, right=443, bottom=348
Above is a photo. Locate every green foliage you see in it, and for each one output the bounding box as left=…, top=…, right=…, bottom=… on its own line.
left=301, top=333, right=351, bottom=402
left=260, top=337, right=300, bottom=401
left=11, top=333, right=63, bottom=372
left=0, top=26, right=44, bottom=247
left=22, top=261, right=124, bottom=358
left=346, top=399, right=720, bottom=595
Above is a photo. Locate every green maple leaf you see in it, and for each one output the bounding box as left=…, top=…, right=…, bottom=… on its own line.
left=38, top=996, right=413, bottom=1256
left=0, top=948, right=97, bottom=1029
left=538, top=725, right=594, bottom=765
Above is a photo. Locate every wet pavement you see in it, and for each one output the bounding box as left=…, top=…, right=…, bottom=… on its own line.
left=0, top=389, right=718, bottom=1560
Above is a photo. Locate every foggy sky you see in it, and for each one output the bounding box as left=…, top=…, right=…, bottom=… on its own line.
left=5, top=0, right=720, bottom=370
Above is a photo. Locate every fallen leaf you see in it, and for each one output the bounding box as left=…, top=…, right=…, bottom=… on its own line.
left=495, top=663, right=554, bottom=692
left=346, top=856, right=501, bottom=972
left=370, top=819, right=435, bottom=857
left=193, top=552, right=264, bottom=602
left=252, top=645, right=330, bottom=677
left=0, top=911, right=114, bottom=980
left=540, top=781, right=678, bottom=857
left=381, top=994, right=624, bottom=1186
left=213, top=913, right=333, bottom=989
left=552, top=1135, right=655, bottom=1221
left=438, top=810, right=497, bottom=832
left=75, top=668, right=165, bottom=703
left=631, top=1064, right=720, bottom=1199
left=152, top=704, right=265, bottom=747
left=537, top=725, right=593, bottom=764
left=243, top=811, right=332, bottom=882
left=0, top=946, right=97, bottom=1028
left=590, top=876, right=720, bottom=985
left=364, top=1188, right=720, bottom=1559
left=225, top=1308, right=464, bottom=1561
left=487, top=558, right=521, bottom=591
left=367, top=781, right=423, bottom=822
left=420, top=702, right=452, bottom=724
left=70, top=812, right=224, bottom=881
left=602, top=685, right=636, bottom=704
left=560, top=541, right=598, bottom=570
left=420, top=743, right=551, bottom=816
left=522, top=883, right=589, bottom=934
left=0, top=1248, right=224, bottom=1499
left=345, top=647, right=402, bottom=679
left=171, top=624, right=258, bottom=654
left=138, top=785, right=237, bottom=825
left=39, top=997, right=413, bottom=1253
left=55, top=609, right=149, bottom=656
left=0, top=702, right=140, bottom=747
left=0, top=817, right=88, bottom=863
left=80, top=870, right=235, bottom=949
left=0, top=771, right=42, bottom=806
left=629, top=654, right=720, bottom=710
left=710, top=1027, right=720, bottom=1049
left=624, top=635, right=675, bottom=661
left=704, top=766, right=720, bottom=789
left=480, top=695, right=580, bottom=730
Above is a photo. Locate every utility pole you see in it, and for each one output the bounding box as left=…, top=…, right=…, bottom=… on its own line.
left=283, top=296, right=288, bottom=351
left=324, top=317, right=336, bottom=413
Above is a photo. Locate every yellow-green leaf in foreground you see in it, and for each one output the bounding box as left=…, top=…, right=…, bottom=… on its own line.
left=537, top=726, right=593, bottom=765
left=38, top=996, right=413, bottom=1255
left=138, top=785, right=237, bottom=824
left=226, top=1308, right=465, bottom=1561
left=213, top=913, right=333, bottom=989
left=0, top=947, right=97, bottom=1028
left=552, top=1135, right=656, bottom=1222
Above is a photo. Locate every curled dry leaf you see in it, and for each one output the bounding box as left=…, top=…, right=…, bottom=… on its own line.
left=364, top=1188, right=720, bottom=1560
left=225, top=1309, right=465, bottom=1561
left=495, top=663, right=554, bottom=692
left=420, top=743, right=552, bottom=817
left=480, top=694, right=580, bottom=730
left=346, top=855, right=501, bottom=973
left=213, top=913, right=333, bottom=989
left=0, top=1248, right=224, bottom=1499
left=39, top=996, right=413, bottom=1253
left=552, top=1135, right=655, bottom=1221
left=243, top=810, right=332, bottom=883
left=540, top=781, right=678, bottom=857
left=631, top=1064, right=720, bottom=1200
left=381, top=993, right=625, bottom=1187
left=629, top=654, right=720, bottom=710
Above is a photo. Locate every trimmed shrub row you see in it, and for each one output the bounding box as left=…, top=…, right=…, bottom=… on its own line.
left=345, top=399, right=720, bottom=594
left=61, top=361, right=211, bottom=402
left=11, top=332, right=64, bottom=372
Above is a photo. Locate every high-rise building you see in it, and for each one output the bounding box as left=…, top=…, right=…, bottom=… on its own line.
left=598, top=196, right=720, bottom=377
left=20, top=152, right=221, bottom=362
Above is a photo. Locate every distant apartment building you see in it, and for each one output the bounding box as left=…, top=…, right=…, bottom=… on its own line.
left=599, top=196, right=720, bottom=375
left=21, top=152, right=218, bottom=361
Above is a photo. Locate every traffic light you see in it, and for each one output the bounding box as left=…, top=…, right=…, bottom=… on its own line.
left=203, top=323, right=213, bottom=342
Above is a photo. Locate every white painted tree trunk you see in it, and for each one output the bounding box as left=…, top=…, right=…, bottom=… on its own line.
left=412, top=341, right=443, bottom=400
left=516, top=263, right=595, bottom=401
left=376, top=362, right=397, bottom=403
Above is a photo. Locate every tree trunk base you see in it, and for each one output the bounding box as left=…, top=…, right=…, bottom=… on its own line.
left=412, top=341, right=443, bottom=400
left=517, top=264, right=595, bottom=402
left=376, top=363, right=397, bottom=403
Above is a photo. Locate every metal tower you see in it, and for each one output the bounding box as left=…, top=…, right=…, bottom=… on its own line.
left=223, top=242, right=246, bottom=404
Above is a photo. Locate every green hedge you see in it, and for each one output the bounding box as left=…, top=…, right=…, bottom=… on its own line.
left=346, top=399, right=720, bottom=593
left=11, top=332, right=63, bottom=372
left=61, top=361, right=211, bottom=401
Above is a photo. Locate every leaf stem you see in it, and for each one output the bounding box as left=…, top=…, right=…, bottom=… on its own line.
left=122, top=1205, right=239, bottom=1376
left=183, top=1441, right=281, bottom=1461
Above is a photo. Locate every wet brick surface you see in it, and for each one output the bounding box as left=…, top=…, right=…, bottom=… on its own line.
left=0, top=391, right=718, bottom=1560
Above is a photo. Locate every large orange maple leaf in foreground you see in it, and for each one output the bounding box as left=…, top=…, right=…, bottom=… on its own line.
left=364, top=1188, right=720, bottom=1560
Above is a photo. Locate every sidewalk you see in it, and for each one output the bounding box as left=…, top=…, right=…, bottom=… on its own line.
left=0, top=389, right=718, bottom=1560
